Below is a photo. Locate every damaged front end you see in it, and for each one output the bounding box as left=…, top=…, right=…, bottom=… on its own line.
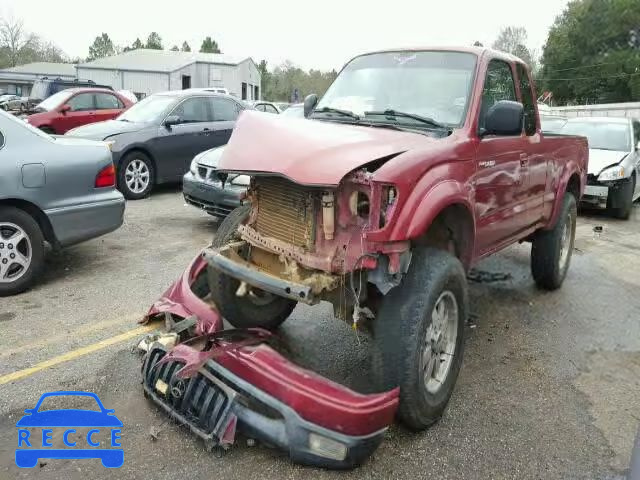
left=204, top=169, right=411, bottom=324
left=140, top=255, right=399, bottom=468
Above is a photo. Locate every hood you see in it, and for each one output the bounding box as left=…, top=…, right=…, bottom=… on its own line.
left=66, top=119, right=145, bottom=140
left=218, top=111, right=433, bottom=186
left=588, top=148, right=628, bottom=175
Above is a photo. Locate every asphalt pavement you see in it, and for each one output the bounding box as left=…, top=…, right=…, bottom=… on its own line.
left=1, top=185, right=638, bottom=479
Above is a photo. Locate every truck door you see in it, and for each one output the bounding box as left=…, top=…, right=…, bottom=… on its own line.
left=474, top=59, right=531, bottom=254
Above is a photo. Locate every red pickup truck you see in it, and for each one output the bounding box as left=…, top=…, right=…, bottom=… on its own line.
left=144, top=46, right=588, bottom=468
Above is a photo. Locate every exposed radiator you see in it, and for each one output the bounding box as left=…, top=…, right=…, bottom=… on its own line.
left=254, top=177, right=316, bottom=249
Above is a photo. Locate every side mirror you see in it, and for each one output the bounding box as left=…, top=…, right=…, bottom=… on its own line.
left=163, top=115, right=181, bottom=128
left=303, top=94, right=318, bottom=118
left=482, top=100, right=524, bottom=136
left=59, top=104, right=71, bottom=114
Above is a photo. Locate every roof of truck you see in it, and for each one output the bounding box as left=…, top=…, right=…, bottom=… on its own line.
left=354, top=46, right=524, bottom=64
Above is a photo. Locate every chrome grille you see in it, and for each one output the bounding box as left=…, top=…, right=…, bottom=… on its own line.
left=254, top=177, right=316, bottom=249
left=197, top=165, right=220, bottom=183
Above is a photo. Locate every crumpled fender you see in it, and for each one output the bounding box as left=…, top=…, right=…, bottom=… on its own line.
left=141, top=254, right=222, bottom=335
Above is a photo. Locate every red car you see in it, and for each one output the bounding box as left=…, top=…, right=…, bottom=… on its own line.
left=25, top=88, right=132, bottom=134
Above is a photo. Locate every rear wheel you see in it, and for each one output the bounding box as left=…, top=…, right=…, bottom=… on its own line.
left=373, top=247, right=468, bottom=430
left=118, top=152, right=155, bottom=200
left=607, top=176, right=635, bottom=220
left=0, top=207, right=45, bottom=297
left=531, top=192, right=577, bottom=290
left=207, top=205, right=297, bottom=330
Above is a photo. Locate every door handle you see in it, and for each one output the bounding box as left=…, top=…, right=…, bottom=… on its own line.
left=201, top=128, right=213, bottom=135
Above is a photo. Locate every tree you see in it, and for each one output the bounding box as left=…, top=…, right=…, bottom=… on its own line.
left=0, top=17, right=36, bottom=67
left=260, top=60, right=337, bottom=101
left=146, top=32, right=163, bottom=50
left=170, top=45, right=179, bottom=51
left=200, top=36, right=221, bottom=53
left=473, top=41, right=484, bottom=47
left=541, top=0, right=640, bottom=104
left=88, top=33, right=115, bottom=60
left=181, top=41, right=191, bottom=52
left=492, top=26, right=536, bottom=68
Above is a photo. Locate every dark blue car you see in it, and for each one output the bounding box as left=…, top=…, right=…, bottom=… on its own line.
left=15, top=391, right=123, bottom=468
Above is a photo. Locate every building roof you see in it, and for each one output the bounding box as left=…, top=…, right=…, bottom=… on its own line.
left=77, top=49, right=251, bottom=72
left=1, top=62, right=76, bottom=77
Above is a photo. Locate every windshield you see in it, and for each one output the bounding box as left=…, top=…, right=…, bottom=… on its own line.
left=317, top=51, right=476, bottom=127
left=117, top=95, right=176, bottom=123
left=36, top=90, right=74, bottom=111
left=559, top=120, right=631, bottom=151
left=281, top=105, right=304, bottom=118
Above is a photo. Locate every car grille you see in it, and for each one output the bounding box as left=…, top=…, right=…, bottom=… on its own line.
left=143, top=348, right=231, bottom=436
left=197, top=165, right=220, bottom=183
left=253, top=177, right=316, bottom=250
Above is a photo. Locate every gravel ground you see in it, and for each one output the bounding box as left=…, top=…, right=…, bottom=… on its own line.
left=0, top=186, right=638, bottom=479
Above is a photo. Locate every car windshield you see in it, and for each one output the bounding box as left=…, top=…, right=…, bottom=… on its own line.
left=559, top=120, right=631, bottom=151
left=316, top=51, right=477, bottom=128
left=36, top=90, right=74, bottom=111
left=281, top=105, right=304, bottom=118
left=117, top=95, right=176, bottom=123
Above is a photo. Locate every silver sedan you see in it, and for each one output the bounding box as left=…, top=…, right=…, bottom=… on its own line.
left=0, top=110, right=125, bottom=296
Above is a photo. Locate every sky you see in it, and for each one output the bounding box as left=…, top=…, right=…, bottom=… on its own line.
left=1, top=0, right=570, bottom=71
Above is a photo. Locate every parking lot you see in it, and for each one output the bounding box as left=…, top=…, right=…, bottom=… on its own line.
left=0, top=186, right=637, bottom=478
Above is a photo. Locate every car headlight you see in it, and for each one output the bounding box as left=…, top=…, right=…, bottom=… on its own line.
left=598, top=165, right=625, bottom=182
left=189, top=157, right=199, bottom=175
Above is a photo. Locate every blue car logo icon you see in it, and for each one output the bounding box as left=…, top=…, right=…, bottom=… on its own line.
left=15, top=391, right=123, bottom=468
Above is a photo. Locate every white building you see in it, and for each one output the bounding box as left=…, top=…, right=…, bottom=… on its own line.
left=75, top=49, right=261, bottom=100
left=0, top=62, right=76, bottom=96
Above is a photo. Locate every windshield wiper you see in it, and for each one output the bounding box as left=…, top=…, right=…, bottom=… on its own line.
left=312, top=106, right=361, bottom=120
left=365, top=110, right=447, bottom=129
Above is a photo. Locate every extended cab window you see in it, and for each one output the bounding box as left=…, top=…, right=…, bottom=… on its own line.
left=68, top=93, right=95, bottom=111
left=633, top=120, right=640, bottom=148
left=517, top=64, right=536, bottom=135
left=479, top=60, right=516, bottom=131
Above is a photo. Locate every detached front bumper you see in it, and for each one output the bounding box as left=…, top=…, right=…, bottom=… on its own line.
left=142, top=341, right=398, bottom=469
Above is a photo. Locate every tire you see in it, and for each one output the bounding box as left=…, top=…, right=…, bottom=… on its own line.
left=373, top=247, right=468, bottom=431
left=0, top=207, right=45, bottom=297
left=606, top=176, right=635, bottom=220
left=118, top=151, right=155, bottom=200
left=207, top=205, right=297, bottom=330
left=531, top=192, right=577, bottom=290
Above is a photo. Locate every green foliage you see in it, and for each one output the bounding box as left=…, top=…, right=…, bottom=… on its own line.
left=124, top=38, right=144, bottom=52
left=541, top=0, right=640, bottom=104
left=181, top=41, right=191, bottom=52
left=259, top=59, right=337, bottom=102
left=0, top=16, right=65, bottom=68
left=170, top=45, right=179, bottom=51
left=200, top=37, right=221, bottom=53
left=145, top=32, right=163, bottom=50
left=492, top=26, right=537, bottom=71
left=88, top=33, right=115, bottom=60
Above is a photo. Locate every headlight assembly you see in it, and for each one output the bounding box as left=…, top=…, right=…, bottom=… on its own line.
left=598, top=165, right=625, bottom=182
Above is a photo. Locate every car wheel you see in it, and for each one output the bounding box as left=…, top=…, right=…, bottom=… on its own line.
left=118, top=152, right=155, bottom=200
left=531, top=192, right=577, bottom=290
left=207, top=204, right=297, bottom=330
left=607, top=175, right=635, bottom=220
left=0, top=207, right=45, bottom=297
left=373, top=247, right=468, bottom=431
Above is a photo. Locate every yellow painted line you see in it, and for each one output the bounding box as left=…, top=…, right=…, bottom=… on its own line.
left=0, top=315, right=143, bottom=358
left=0, top=324, right=157, bottom=385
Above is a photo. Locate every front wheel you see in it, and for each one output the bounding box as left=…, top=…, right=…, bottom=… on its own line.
left=207, top=205, right=297, bottom=330
left=373, top=247, right=468, bottom=430
left=118, top=152, right=155, bottom=200
left=531, top=192, right=577, bottom=290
